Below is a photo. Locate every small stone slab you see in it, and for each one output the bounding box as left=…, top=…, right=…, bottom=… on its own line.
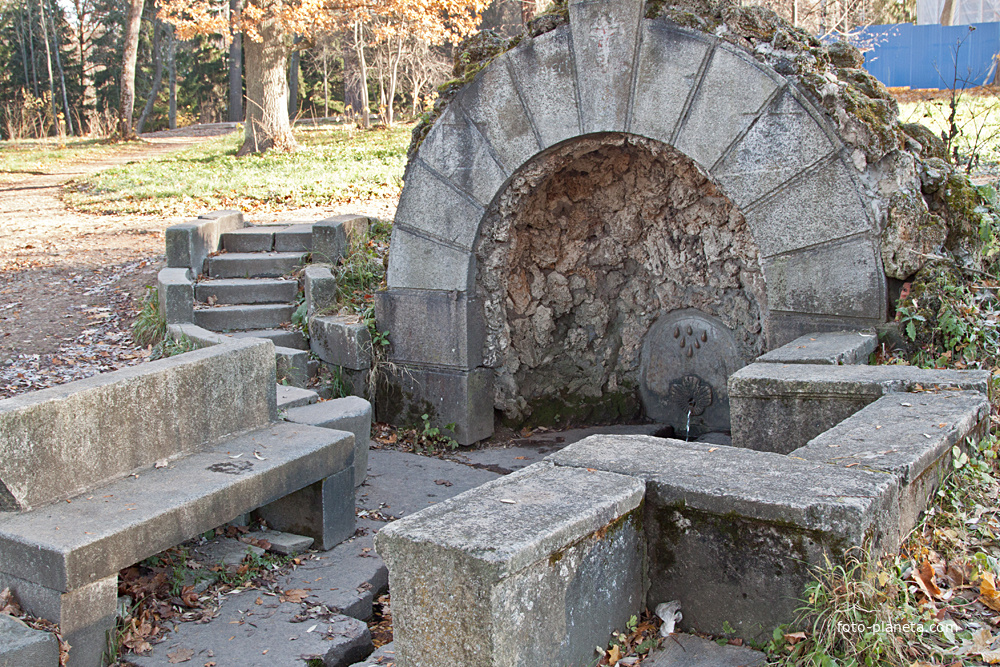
left=792, top=390, right=990, bottom=536
left=279, top=527, right=387, bottom=620
left=0, top=613, right=59, bottom=666
left=757, top=330, right=878, bottom=365
left=275, top=346, right=310, bottom=388
left=128, top=589, right=373, bottom=667
left=375, top=462, right=646, bottom=667
left=277, top=385, right=319, bottom=410
left=284, top=397, right=372, bottom=487
left=231, top=328, right=307, bottom=350
left=549, top=435, right=899, bottom=641
left=260, top=530, right=314, bottom=556
left=190, top=536, right=266, bottom=569
left=313, top=215, right=370, bottom=264
left=729, top=362, right=991, bottom=454
left=304, top=265, right=337, bottom=316
left=645, top=633, right=765, bottom=667
left=156, top=267, right=194, bottom=325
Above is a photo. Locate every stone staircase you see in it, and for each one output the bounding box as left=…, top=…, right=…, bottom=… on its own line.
left=159, top=212, right=369, bottom=390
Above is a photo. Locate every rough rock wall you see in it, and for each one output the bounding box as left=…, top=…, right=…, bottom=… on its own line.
left=476, top=135, right=766, bottom=423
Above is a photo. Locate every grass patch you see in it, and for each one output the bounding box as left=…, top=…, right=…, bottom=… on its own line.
left=64, top=124, right=412, bottom=217
left=0, top=136, right=119, bottom=183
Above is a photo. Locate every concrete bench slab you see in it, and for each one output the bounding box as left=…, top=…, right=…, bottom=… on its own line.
left=756, top=331, right=878, bottom=365
left=195, top=277, right=298, bottom=305
left=375, top=462, right=646, bottom=667
left=548, top=435, right=899, bottom=641
left=729, top=363, right=991, bottom=454
left=284, top=397, right=372, bottom=487
left=792, top=390, right=990, bottom=537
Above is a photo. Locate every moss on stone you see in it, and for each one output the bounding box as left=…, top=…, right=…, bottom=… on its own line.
left=505, top=387, right=642, bottom=430
left=900, top=122, right=948, bottom=161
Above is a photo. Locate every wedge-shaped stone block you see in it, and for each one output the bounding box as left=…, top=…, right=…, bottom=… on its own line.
left=375, top=462, right=646, bottom=667
left=0, top=339, right=277, bottom=511
left=276, top=384, right=319, bottom=410
left=507, top=25, right=580, bottom=148
left=230, top=328, right=306, bottom=350
left=756, top=330, right=878, bottom=365
left=549, top=435, right=899, bottom=641
left=417, top=105, right=508, bottom=207
left=569, top=0, right=642, bottom=133
left=375, top=289, right=484, bottom=369
left=310, top=315, right=372, bottom=371
left=675, top=44, right=779, bottom=168
left=385, top=227, right=476, bottom=292
left=714, top=89, right=836, bottom=208
left=630, top=22, right=710, bottom=144
left=312, top=214, right=370, bottom=263
left=456, top=55, right=541, bottom=173
left=394, top=160, right=486, bottom=251
left=376, top=366, right=493, bottom=445
left=741, top=158, right=872, bottom=258
left=792, top=391, right=990, bottom=536
left=157, top=267, right=194, bottom=324
left=729, top=362, right=991, bottom=454
left=765, top=312, right=884, bottom=349
left=167, top=322, right=229, bottom=348
left=762, top=236, right=885, bottom=321
left=284, top=396, right=372, bottom=487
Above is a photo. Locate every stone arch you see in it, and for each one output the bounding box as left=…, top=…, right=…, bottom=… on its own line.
left=376, top=0, right=887, bottom=444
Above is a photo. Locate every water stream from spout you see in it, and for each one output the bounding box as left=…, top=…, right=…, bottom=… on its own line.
left=685, top=409, right=692, bottom=442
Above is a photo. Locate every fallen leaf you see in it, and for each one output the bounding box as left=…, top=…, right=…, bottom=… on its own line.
left=784, top=631, right=806, bottom=645
left=167, top=647, right=194, bottom=663
left=914, top=560, right=943, bottom=599
left=981, top=572, right=1000, bottom=612
left=434, top=479, right=452, bottom=487
left=280, top=589, right=310, bottom=604
left=499, top=499, right=516, bottom=504
left=607, top=644, right=621, bottom=664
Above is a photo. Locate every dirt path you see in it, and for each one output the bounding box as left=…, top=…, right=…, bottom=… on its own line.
left=0, top=124, right=240, bottom=396
left=0, top=123, right=401, bottom=398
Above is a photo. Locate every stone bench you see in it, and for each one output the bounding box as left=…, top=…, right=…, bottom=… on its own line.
left=375, top=462, right=646, bottom=667
left=549, top=435, right=899, bottom=642
left=0, top=339, right=356, bottom=666
left=791, top=390, right=990, bottom=538
left=729, top=362, right=991, bottom=453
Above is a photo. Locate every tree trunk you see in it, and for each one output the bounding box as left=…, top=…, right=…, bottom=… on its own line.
left=26, top=0, right=39, bottom=98
left=117, top=0, right=145, bottom=139
left=322, top=44, right=329, bottom=117
left=228, top=0, right=243, bottom=122
left=137, top=17, right=164, bottom=134
left=38, top=0, right=59, bottom=134
left=167, top=24, right=176, bottom=129
left=47, top=0, right=74, bottom=135
left=352, top=20, right=370, bottom=128
left=239, top=16, right=295, bottom=155
left=386, top=34, right=403, bottom=127
left=287, top=39, right=299, bottom=119
left=15, top=9, right=31, bottom=95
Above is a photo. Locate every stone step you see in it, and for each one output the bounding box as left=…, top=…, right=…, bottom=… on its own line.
left=194, top=304, right=296, bottom=332
left=0, top=614, right=59, bottom=666
left=645, top=633, right=765, bottom=666
left=274, top=223, right=314, bottom=252
left=221, top=227, right=278, bottom=253
left=276, top=345, right=310, bottom=388
left=276, top=384, right=319, bottom=410
left=228, top=328, right=308, bottom=350
left=206, top=252, right=306, bottom=279
left=195, top=277, right=299, bottom=305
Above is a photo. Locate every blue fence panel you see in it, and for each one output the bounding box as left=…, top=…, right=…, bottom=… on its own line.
left=859, top=21, right=1000, bottom=89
